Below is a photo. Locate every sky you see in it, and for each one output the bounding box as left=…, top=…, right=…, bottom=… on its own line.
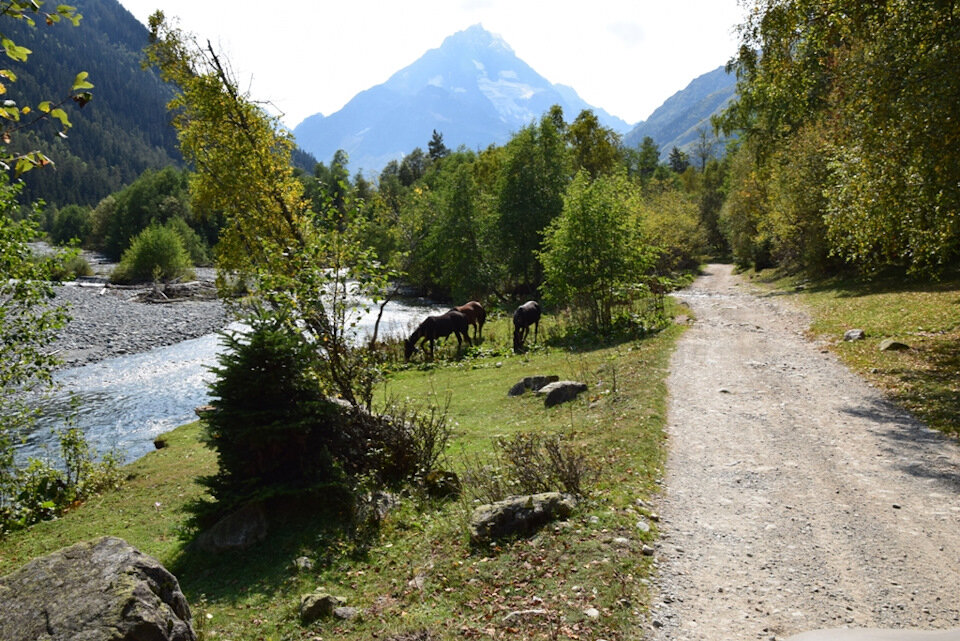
left=118, top=0, right=746, bottom=129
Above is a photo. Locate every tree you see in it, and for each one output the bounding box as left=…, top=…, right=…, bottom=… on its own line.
left=694, top=127, right=715, bottom=171
left=566, top=109, right=621, bottom=178
left=636, top=136, right=660, bottom=179
left=145, top=12, right=389, bottom=408
left=399, top=147, right=427, bottom=186
left=496, top=109, right=569, bottom=291
left=428, top=129, right=449, bottom=162
left=539, top=171, right=656, bottom=333
left=668, top=146, right=689, bottom=173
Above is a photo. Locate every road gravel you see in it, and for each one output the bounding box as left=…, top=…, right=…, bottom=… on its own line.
left=649, top=264, right=960, bottom=640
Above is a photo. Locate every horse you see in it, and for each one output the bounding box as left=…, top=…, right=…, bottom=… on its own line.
left=512, top=300, right=541, bottom=353
left=404, top=309, right=472, bottom=360
left=453, top=301, right=486, bottom=341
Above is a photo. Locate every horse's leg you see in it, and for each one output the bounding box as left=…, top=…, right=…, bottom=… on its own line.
left=429, top=337, right=435, bottom=360
left=533, top=319, right=539, bottom=344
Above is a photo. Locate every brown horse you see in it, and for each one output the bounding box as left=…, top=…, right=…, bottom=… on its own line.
left=512, top=300, right=541, bottom=353
left=404, top=309, right=472, bottom=360
left=453, top=301, right=486, bottom=341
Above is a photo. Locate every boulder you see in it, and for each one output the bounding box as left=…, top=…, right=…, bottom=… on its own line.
left=535, top=380, right=589, bottom=407
left=508, top=375, right=560, bottom=397
left=194, top=502, right=268, bottom=553
left=300, top=591, right=347, bottom=623
left=469, top=492, right=577, bottom=545
left=0, top=536, right=195, bottom=641
left=843, top=329, right=866, bottom=341
left=879, top=338, right=910, bottom=352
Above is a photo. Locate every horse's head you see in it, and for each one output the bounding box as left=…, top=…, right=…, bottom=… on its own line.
left=512, top=326, right=522, bottom=354
left=404, top=336, right=416, bottom=361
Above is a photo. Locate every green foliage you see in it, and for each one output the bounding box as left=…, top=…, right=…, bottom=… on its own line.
left=640, top=187, right=707, bottom=272
left=721, top=0, right=960, bottom=276
left=496, top=112, right=569, bottom=291
left=49, top=203, right=91, bottom=245
left=566, top=109, right=621, bottom=178
left=719, top=144, right=772, bottom=270
left=111, top=223, right=193, bottom=284
left=1, top=426, right=122, bottom=534
left=163, top=215, right=210, bottom=266
left=93, top=166, right=196, bottom=260
left=539, top=171, right=657, bottom=333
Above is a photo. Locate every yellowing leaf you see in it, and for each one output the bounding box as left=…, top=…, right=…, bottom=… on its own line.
left=50, top=107, right=70, bottom=128
left=71, top=71, right=93, bottom=91
left=38, top=101, right=51, bottom=113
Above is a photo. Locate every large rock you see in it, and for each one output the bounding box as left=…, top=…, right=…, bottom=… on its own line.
left=469, top=492, right=577, bottom=545
left=535, top=380, right=589, bottom=407
left=508, top=375, right=560, bottom=397
left=194, top=501, right=268, bottom=553
left=0, top=536, right=195, bottom=641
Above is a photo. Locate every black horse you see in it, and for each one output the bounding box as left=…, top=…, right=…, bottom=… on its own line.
left=512, top=300, right=541, bottom=353
left=404, top=309, right=472, bottom=360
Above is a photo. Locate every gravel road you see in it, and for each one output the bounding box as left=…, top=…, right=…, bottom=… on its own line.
left=649, top=264, right=960, bottom=640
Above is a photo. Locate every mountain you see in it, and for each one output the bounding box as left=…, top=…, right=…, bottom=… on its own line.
left=293, top=24, right=631, bottom=175
left=6, top=0, right=181, bottom=208
left=623, top=65, right=737, bottom=158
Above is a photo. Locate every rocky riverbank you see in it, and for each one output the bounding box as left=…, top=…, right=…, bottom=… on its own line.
left=49, top=280, right=231, bottom=370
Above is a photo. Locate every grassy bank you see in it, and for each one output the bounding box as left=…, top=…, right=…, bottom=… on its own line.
left=0, top=313, right=685, bottom=641
left=747, top=270, right=960, bottom=438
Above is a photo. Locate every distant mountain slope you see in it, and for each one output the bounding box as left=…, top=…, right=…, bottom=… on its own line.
left=6, top=0, right=181, bottom=207
left=293, top=24, right=631, bottom=175
left=623, top=65, right=737, bottom=157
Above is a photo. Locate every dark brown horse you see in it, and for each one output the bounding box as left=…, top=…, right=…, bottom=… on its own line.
left=512, top=300, right=541, bottom=353
left=453, top=301, right=486, bottom=341
left=405, top=309, right=472, bottom=360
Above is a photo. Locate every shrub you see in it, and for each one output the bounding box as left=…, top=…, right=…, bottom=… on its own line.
left=50, top=205, right=92, bottom=246
left=164, top=216, right=210, bottom=266
left=460, top=431, right=598, bottom=505
left=48, top=252, right=92, bottom=281
left=111, top=224, right=194, bottom=284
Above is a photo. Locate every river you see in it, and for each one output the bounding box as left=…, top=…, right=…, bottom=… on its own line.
left=18, top=297, right=445, bottom=466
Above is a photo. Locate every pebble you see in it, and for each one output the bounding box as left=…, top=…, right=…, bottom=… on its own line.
left=48, top=281, right=229, bottom=369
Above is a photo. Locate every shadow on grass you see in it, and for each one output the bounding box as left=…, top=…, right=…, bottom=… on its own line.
left=755, top=266, right=960, bottom=300
left=169, top=494, right=376, bottom=608
left=888, top=337, right=960, bottom=439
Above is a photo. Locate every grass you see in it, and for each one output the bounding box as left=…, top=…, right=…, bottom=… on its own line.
left=0, top=310, right=685, bottom=641
left=745, top=269, right=960, bottom=438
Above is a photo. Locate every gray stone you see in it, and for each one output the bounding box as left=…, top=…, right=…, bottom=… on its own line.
left=300, top=591, right=347, bottom=624
left=879, top=338, right=910, bottom=352
left=508, top=375, right=560, bottom=396
left=0, top=536, right=195, bottom=641
left=195, top=502, right=267, bottom=553
left=536, top=380, right=589, bottom=407
left=584, top=607, right=601, bottom=619
left=294, top=556, right=314, bottom=572
left=469, top=492, right=577, bottom=545
left=503, top=609, right=549, bottom=622
left=641, top=544, right=655, bottom=556
left=333, top=606, right=360, bottom=621
left=844, top=329, right=866, bottom=341
left=636, top=519, right=651, bottom=533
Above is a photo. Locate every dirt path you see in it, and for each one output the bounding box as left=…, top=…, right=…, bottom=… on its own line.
left=649, top=264, right=960, bottom=640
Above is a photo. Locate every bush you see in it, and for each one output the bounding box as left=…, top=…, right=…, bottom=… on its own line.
left=460, top=431, right=598, bottom=505
left=111, top=224, right=194, bottom=284
left=164, top=216, right=210, bottom=266
left=48, top=252, right=92, bottom=281
left=50, top=205, right=92, bottom=246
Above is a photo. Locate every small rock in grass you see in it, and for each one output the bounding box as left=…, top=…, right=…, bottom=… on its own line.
left=584, top=607, right=600, bottom=619
left=879, top=338, right=910, bottom=352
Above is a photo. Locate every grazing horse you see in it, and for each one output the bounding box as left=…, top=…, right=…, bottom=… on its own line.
left=512, top=300, right=541, bottom=353
left=404, top=310, right=472, bottom=360
left=453, top=301, right=486, bottom=341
